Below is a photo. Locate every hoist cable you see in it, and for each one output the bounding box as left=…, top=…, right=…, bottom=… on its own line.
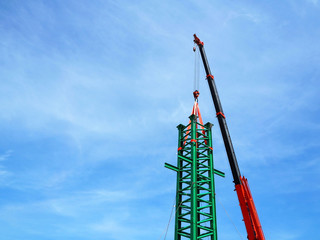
left=194, top=45, right=201, bottom=92
left=157, top=182, right=196, bottom=240
left=215, top=193, right=245, bottom=240
left=197, top=47, right=200, bottom=91
left=163, top=203, right=175, bottom=240
left=194, top=45, right=197, bottom=91
left=157, top=201, right=175, bottom=240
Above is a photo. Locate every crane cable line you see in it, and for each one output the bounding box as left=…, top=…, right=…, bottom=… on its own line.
left=157, top=199, right=175, bottom=240
left=163, top=202, right=175, bottom=240
left=158, top=185, right=245, bottom=240
left=215, top=193, right=245, bottom=240
left=193, top=44, right=200, bottom=92
left=157, top=182, right=196, bottom=240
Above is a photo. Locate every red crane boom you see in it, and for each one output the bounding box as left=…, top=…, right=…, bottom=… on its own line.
left=193, top=34, right=265, bottom=240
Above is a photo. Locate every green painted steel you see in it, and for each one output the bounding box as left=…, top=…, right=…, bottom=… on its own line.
left=165, top=114, right=224, bottom=240
left=165, top=163, right=179, bottom=172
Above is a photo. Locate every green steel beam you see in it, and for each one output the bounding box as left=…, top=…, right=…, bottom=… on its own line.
left=213, top=169, right=225, bottom=178
left=165, top=163, right=179, bottom=172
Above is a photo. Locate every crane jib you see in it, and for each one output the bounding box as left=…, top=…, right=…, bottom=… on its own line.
left=193, top=34, right=241, bottom=185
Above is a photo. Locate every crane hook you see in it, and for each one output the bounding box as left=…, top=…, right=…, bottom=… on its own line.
left=193, top=90, right=200, bottom=100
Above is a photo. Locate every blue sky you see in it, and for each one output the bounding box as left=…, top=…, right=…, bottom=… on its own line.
left=0, top=0, right=319, bottom=239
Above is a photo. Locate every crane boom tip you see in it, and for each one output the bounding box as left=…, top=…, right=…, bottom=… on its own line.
left=193, top=34, right=204, bottom=46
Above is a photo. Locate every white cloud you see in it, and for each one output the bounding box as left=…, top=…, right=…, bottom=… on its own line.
left=0, top=150, right=12, bottom=161
left=0, top=1, right=319, bottom=239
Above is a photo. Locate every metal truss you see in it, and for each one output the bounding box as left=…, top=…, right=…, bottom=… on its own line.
left=165, top=114, right=224, bottom=240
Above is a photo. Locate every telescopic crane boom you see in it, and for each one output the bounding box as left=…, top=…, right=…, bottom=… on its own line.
left=193, top=34, right=265, bottom=240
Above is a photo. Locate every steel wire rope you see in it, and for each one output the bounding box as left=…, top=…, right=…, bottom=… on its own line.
left=194, top=44, right=197, bottom=91
left=194, top=45, right=200, bottom=92
left=215, top=193, right=245, bottom=240
left=197, top=46, right=200, bottom=91
left=163, top=202, right=175, bottom=240
left=157, top=198, right=175, bottom=240
left=157, top=182, right=196, bottom=240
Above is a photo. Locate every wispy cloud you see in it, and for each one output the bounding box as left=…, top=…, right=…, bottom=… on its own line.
left=0, top=150, right=12, bottom=162
left=0, top=0, right=319, bottom=239
left=0, top=150, right=12, bottom=179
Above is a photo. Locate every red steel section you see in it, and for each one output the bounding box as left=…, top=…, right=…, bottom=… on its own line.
left=193, top=34, right=204, bottom=46
left=235, top=177, right=265, bottom=240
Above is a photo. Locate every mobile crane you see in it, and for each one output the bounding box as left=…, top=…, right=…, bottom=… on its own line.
left=193, top=34, right=265, bottom=240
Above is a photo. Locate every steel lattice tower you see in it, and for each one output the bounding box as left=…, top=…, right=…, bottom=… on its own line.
left=165, top=114, right=224, bottom=240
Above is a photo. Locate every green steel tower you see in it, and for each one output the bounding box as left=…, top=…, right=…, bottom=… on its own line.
left=165, top=108, right=224, bottom=240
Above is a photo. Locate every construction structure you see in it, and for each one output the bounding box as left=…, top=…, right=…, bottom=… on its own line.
left=165, top=94, right=225, bottom=240
left=164, top=35, right=266, bottom=240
